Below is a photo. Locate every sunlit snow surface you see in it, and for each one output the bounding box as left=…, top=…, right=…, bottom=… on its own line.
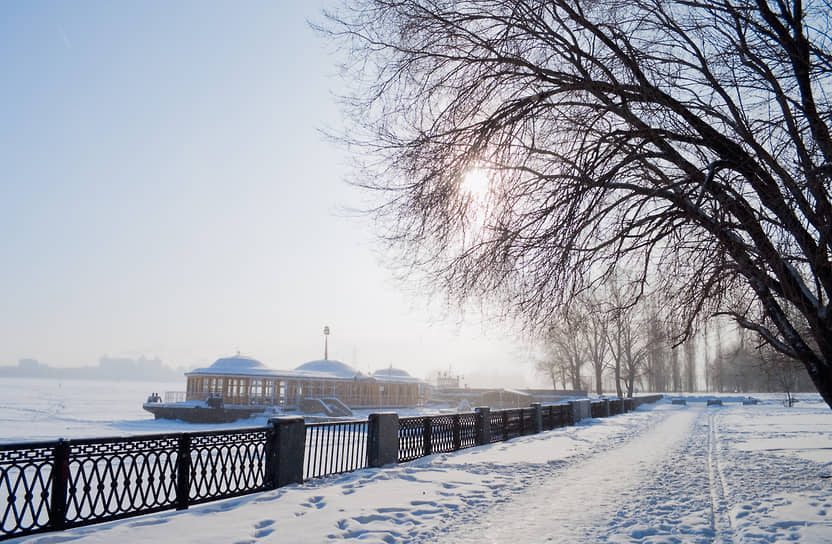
left=3, top=380, right=831, bottom=543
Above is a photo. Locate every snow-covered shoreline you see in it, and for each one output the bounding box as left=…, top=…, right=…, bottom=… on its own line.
left=6, top=392, right=830, bottom=543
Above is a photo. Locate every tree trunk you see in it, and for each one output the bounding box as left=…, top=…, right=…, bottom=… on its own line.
left=803, top=358, right=832, bottom=409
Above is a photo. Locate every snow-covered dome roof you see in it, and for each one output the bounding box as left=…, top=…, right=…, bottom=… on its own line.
left=373, top=367, right=411, bottom=378
left=186, top=354, right=275, bottom=376
left=372, top=367, right=423, bottom=383
left=294, top=359, right=358, bottom=379
left=209, top=355, right=268, bottom=372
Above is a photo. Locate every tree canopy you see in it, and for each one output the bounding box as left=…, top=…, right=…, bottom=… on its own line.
left=322, top=0, right=832, bottom=407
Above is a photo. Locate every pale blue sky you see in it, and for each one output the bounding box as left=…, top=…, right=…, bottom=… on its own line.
left=0, top=1, right=538, bottom=387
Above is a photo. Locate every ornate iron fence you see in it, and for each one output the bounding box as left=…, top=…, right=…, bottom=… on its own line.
left=397, top=416, right=428, bottom=462
left=304, top=421, right=367, bottom=479
left=1, top=427, right=272, bottom=541
left=489, top=410, right=506, bottom=443
left=590, top=400, right=606, bottom=418
left=397, top=412, right=485, bottom=462
left=1, top=397, right=662, bottom=541
left=0, top=441, right=55, bottom=538
left=187, top=427, right=271, bottom=506
left=458, top=413, right=478, bottom=448
left=542, top=404, right=571, bottom=430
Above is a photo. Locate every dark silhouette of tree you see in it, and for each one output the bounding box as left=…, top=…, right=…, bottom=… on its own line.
left=537, top=292, right=608, bottom=393
left=323, top=0, right=832, bottom=408
left=536, top=314, right=586, bottom=391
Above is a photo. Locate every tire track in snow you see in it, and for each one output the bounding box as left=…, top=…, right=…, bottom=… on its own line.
left=707, top=409, right=734, bottom=544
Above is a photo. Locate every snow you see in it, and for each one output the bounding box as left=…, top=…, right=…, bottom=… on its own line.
left=189, top=356, right=271, bottom=374
left=3, top=380, right=832, bottom=543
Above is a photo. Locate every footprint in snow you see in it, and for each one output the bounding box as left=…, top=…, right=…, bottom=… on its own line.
left=253, top=527, right=274, bottom=539
left=305, top=495, right=326, bottom=509
left=128, top=518, right=168, bottom=528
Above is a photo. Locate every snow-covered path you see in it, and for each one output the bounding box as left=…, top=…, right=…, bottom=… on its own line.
left=442, top=406, right=710, bottom=543
left=13, top=398, right=832, bottom=544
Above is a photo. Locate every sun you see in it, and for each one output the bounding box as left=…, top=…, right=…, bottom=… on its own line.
left=460, top=168, right=491, bottom=200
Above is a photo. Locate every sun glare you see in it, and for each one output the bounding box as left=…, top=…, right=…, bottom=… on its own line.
left=461, top=168, right=490, bottom=200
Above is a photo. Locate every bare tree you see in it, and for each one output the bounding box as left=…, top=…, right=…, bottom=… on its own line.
left=604, top=277, right=649, bottom=398
left=708, top=325, right=728, bottom=393
left=581, top=294, right=610, bottom=395
left=683, top=338, right=698, bottom=392
left=538, top=310, right=587, bottom=391
left=324, top=0, right=832, bottom=408
left=761, top=348, right=810, bottom=406
left=535, top=353, right=569, bottom=390
left=644, top=298, right=672, bottom=392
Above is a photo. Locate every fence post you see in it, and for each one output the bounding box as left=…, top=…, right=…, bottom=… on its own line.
left=452, top=414, right=461, bottom=450
left=502, top=411, right=508, bottom=441
left=367, top=412, right=399, bottom=467
left=567, top=401, right=576, bottom=425
left=268, top=417, right=306, bottom=488
left=569, top=399, right=590, bottom=423
left=422, top=417, right=432, bottom=456
left=474, top=407, right=491, bottom=445
left=176, top=434, right=191, bottom=510
left=531, top=403, right=543, bottom=433
left=49, top=439, right=70, bottom=530
left=558, top=404, right=568, bottom=427
left=604, top=398, right=611, bottom=417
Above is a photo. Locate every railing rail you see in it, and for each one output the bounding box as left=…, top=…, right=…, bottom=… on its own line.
left=304, top=420, right=368, bottom=479
left=0, top=427, right=271, bottom=540
left=1, top=395, right=663, bottom=541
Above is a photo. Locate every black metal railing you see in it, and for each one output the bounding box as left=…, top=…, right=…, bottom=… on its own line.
left=0, top=441, right=55, bottom=537
left=187, top=427, right=270, bottom=506
left=1, top=427, right=271, bottom=540
left=489, top=410, right=506, bottom=443
left=396, top=412, right=483, bottom=463
left=397, top=416, right=429, bottom=462
left=590, top=400, right=606, bottom=418
left=541, top=404, right=571, bottom=430
left=304, top=421, right=367, bottom=479
left=1, top=396, right=663, bottom=541
left=458, top=413, right=478, bottom=448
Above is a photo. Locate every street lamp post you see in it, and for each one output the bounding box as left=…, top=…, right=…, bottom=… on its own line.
left=323, top=326, right=330, bottom=360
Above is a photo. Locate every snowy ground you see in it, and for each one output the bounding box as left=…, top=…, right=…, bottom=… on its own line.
left=8, top=392, right=832, bottom=543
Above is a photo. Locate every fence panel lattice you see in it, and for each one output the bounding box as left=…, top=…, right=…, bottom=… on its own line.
left=489, top=412, right=504, bottom=443
left=397, top=417, right=426, bottom=462
left=459, top=413, right=478, bottom=449
left=543, top=404, right=570, bottom=430
left=188, top=428, right=270, bottom=506
left=0, top=442, right=55, bottom=539
left=429, top=415, right=456, bottom=454
left=64, top=435, right=179, bottom=527
left=305, top=421, right=368, bottom=479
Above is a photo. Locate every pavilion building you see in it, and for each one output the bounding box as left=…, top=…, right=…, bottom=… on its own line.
left=184, top=355, right=426, bottom=411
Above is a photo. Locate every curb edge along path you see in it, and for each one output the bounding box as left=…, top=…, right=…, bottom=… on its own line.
left=441, top=404, right=720, bottom=544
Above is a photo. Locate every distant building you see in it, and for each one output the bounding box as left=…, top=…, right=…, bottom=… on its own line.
left=183, top=355, right=427, bottom=410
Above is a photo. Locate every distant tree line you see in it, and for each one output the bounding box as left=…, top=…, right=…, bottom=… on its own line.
left=536, top=272, right=815, bottom=397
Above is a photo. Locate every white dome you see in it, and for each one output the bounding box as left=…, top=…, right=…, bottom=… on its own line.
left=295, top=359, right=358, bottom=379
left=373, top=367, right=411, bottom=378
left=208, top=356, right=268, bottom=372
